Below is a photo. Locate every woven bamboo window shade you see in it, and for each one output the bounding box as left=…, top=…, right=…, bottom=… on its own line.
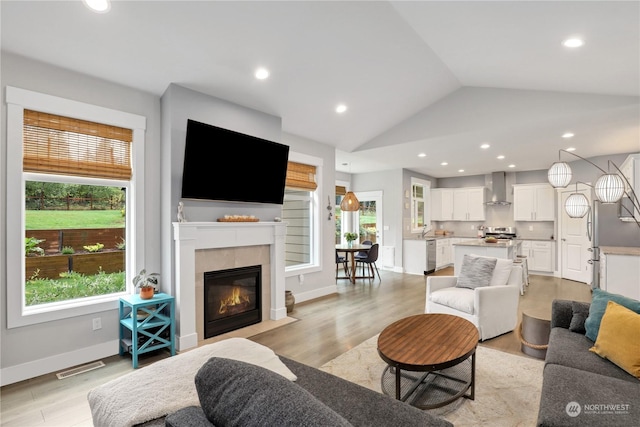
left=23, top=110, right=133, bottom=179
left=285, top=161, right=317, bottom=191
left=335, top=185, right=347, bottom=196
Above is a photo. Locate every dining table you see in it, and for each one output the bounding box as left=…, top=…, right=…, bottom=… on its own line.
left=335, top=243, right=372, bottom=284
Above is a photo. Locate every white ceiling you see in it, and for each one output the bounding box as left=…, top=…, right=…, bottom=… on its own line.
left=2, top=1, right=639, bottom=178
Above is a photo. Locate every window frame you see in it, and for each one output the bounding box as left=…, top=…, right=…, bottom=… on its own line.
left=284, top=152, right=322, bottom=277
left=5, top=86, right=146, bottom=328
left=410, top=177, right=432, bottom=233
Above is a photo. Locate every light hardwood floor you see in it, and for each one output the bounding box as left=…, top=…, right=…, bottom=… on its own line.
left=0, top=268, right=592, bottom=427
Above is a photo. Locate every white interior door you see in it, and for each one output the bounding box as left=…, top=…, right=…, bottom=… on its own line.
left=560, top=186, right=592, bottom=283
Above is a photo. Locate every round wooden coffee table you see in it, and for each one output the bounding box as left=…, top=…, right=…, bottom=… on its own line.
left=377, top=313, right=479, bottom=409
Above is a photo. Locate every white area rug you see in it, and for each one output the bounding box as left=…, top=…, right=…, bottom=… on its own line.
left=319, top=334, right=544, bottom=427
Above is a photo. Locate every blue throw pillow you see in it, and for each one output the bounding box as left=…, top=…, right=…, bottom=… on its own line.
left=584, top=289, right=640, bottom=341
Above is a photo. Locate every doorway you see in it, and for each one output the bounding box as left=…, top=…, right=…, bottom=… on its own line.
left=559, top=185, right=592, bottom=284
left=354, top=191, right=383, bottom=245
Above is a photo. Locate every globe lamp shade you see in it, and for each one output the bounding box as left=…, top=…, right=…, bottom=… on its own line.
left=548, top=162, right=572, bottom=188
left=595, top=173, right=625, bottom=203
left=340, top=191, right=360, bottom=211
left=565, top=193, right=590, bottom=218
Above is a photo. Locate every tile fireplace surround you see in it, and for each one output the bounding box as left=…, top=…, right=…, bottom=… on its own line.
left=173, top=221, right=287, bottom=351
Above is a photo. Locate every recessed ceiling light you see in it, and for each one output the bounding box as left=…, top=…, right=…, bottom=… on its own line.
left=335, top=104, right=348, bottom=114
left=562, top=132, right=575, bottom=139
left=458, top=169, right=465, bottom=173
left=83, top=0, right=110, bottom=13
left=508, top=164, right=516, bottom=168
left=254, top=68, right=270, bottom=80
left=480, top=143, right=490, bottom=149
left=418, top=153, right=426, bottom=158
left=497, top=155, right=505, bottom=160
left=562, top=38, right=584, bottom=48
left=566, top=147, right=576, bottom=152
left=441, top=162, right=448, bottom=166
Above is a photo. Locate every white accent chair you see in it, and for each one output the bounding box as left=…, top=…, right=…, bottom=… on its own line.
left=425, top=256, right=523, bottom=341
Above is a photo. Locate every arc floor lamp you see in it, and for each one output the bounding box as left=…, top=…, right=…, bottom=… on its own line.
left=547, top=149, right=640, bottom=289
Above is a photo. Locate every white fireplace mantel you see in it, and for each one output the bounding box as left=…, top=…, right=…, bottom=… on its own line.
left=173, top=221, right=287, bottom=350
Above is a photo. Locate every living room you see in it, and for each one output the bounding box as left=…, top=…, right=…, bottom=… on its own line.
left=1, top=1, right=639, bottom=426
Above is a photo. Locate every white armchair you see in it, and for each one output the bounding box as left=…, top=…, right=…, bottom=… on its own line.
left=425, top=256, right=523, bottom=341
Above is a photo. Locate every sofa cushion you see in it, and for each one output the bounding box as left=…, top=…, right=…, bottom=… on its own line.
left=279, top=357, right=453, bottom=427
left=431, top=287, right=475, bottom=314
left=456, top=254, right=497, bottom=289
left=546, top=327, right=638, bottom=384
left=589, top=301, right=640, bottom=379
left=569, top=301, right=590, bottom=334
left=195, top=357, right=353, bottom=427
left=537, top=363, right=640, bottom=427
left=584, top=288, right=640, bottom=341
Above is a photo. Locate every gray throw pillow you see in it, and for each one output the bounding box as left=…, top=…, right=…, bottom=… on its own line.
left=569, top=301, right=590, bottom=334
left=195, top=357, right=353, bottom=427
left=456, top=254, right=497, bottom=289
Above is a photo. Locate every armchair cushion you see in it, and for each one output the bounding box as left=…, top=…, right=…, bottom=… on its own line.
left=430, top=287, right=475, bottom=314
left=455, top=254, right=497, bottom=289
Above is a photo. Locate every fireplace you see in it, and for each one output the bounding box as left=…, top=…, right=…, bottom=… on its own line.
left=204, top=265, right=262, bottom=338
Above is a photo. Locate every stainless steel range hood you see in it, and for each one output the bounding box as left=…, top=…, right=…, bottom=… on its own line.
left=485, top=171, right=511, bottom=206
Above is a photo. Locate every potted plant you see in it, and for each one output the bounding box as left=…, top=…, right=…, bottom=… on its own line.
left=133, top=269, right=159, bottom=300
left=344, top=232, right=358, bottom=247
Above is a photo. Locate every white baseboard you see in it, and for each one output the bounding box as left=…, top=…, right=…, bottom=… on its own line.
left=292, top=285, right=338, bottom=304
left=0, top=340, right=119, bottom=386
left=176, top=332, right=198, bottom=352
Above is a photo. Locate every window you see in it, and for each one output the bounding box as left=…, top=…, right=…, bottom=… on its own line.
left=411, top=177, right=431, bottom=233
left=6, top=86, right=146, bottom=327
left=283, top=154, right=322, bottom=274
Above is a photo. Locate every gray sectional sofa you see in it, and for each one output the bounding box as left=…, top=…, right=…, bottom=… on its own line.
left=165, top=356, right=452, bottom=427
left=536, top=299, right=640, bottom=426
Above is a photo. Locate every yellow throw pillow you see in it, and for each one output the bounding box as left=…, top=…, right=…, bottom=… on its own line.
left=589, top=300, right=640, bottom=379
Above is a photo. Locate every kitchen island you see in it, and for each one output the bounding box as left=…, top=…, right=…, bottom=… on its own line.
left=600, top=246, right=640, bottom=300
left=453, top=240, right=521, bottom=274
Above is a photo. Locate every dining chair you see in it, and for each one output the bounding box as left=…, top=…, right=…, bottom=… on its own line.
left=336, top=251, right=349, bottom=279
left=356, top=243, right=380, bottom=280
left=354, top=240, right=372, bottom=262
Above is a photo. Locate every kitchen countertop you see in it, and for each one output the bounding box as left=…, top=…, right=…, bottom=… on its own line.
left=453, top=239, right=521, bottom=248
left=600, top=246, right=640, bottom=256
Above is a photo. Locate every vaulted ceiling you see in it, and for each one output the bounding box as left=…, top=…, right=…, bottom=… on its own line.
left=2, top=1, right=638, bottom=177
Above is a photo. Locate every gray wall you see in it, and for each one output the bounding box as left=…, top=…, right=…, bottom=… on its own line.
left=1, top=53, right=162, bottom=376
left=159, top=83, right=283, bottom=297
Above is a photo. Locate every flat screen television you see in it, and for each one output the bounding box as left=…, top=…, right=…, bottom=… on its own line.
left=181, top=119, right=290, bottom=204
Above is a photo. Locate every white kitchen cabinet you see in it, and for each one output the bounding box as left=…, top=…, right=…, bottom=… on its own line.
left=513, top=184, right=555, bottom=221
left=519, top=240, right=554, bottom=272
left=431, top=189, right=454, bottom=221
left=600, top=251, right=640, bottom=300
left=452, top=187, right=485, bottom=221
left=436, top=238, right=451, bottom=269
left=403, top=240, right=427, bottom=275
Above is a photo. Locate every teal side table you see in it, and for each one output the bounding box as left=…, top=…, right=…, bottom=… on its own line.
left=119, top=292, right=176, bottom=368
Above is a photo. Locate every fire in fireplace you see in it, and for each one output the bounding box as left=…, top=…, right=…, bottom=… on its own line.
left=204, top=265, right=261, bottom=338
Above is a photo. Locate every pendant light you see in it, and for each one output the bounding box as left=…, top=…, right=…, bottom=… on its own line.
left=547, top=161, right=572, bottom=188
left=594, top=173, right=625, bottom=203
left=340, top=191, right=360, bottom=211
left=565, top=184, right=590, bottom=218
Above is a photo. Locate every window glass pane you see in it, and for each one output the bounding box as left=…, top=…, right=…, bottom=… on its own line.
left=25, top=181, right=126, bottom=306
left=358, top=200, right=377, bottom=244
left=283, top=189, right=311, bottom=267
